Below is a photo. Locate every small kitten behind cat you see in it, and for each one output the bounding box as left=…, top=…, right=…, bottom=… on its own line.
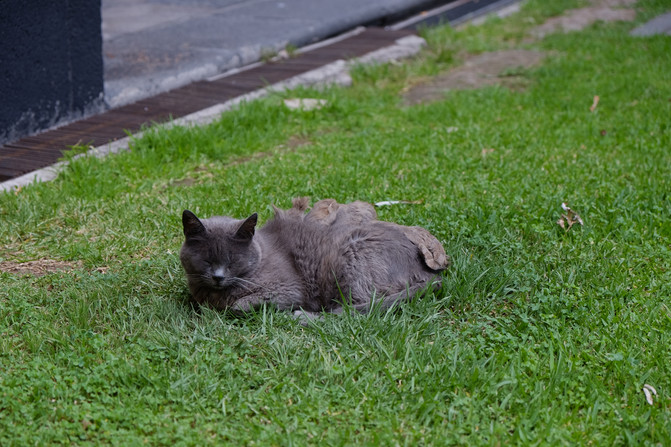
left=180, top=198, right=449, bottom=320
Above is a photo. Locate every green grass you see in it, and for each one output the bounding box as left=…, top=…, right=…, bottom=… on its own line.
left=2, top=0, right=671, bottom=444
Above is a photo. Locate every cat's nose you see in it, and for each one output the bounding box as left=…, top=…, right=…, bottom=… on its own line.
left=212, top=267, right=226, bottom=284
left=212, top=274, right=225, bottom=283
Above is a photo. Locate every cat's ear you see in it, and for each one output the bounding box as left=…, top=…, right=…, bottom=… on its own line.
left=235, top=213, right=258, bottom=240
left=182, top=210, right=206, bottom=238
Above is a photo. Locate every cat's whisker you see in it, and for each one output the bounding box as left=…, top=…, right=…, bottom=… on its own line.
left=230, top=276, right=269, bottom=292
left=187, top=272, right=266, bottom=293
left=186, top=273, right=210, bottom=280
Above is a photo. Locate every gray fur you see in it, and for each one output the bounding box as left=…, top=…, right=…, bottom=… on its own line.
left=180, top=198, right=449, bottom=318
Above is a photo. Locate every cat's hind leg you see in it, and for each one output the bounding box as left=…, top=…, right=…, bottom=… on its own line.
left=295, top=279, right=440, bottom=325
left=345, top=278, right=442, bottom=315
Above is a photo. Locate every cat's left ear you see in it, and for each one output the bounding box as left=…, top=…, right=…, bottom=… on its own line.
left=235, top=213, right=258, bottom=240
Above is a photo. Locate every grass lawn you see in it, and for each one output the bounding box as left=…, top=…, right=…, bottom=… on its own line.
left=1, top=0, right=670, bottom=444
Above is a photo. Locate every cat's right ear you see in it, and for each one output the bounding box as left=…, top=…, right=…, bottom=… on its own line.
left=234, top=213, right=258, bottom=240
left=182, top=210, right=206, bottom=238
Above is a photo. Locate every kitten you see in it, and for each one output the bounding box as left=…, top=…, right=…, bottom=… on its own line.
left=180, top=198, right=449, bottom=320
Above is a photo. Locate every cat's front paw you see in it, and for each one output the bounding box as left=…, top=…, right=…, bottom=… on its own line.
left=292, top=309, right=322, bottom=326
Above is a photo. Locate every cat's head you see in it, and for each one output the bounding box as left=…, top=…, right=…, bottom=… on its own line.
left=179, top=210, right=260, bottom=291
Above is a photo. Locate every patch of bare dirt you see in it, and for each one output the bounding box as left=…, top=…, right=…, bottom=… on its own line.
left=403, top=49, right=546, bottom=105
left=228, top=151, right=274, bottom=167
left=171, top=177, right=197, bottom=187
left=0, top=259, right=82, bottom=277
left=230, top=137, right=311, bottom=166
left=171, top=135, right=313, bottom=188
left=283, top=135, right=312, bottom=149
left=531, top=0, right=636, bottom=38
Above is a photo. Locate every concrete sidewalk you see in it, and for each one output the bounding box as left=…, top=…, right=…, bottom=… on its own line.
left=102, top=0, right=444, bottom=107
left=630, top=10, right=671, bottom=36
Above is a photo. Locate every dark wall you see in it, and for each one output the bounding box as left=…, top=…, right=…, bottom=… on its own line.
left=0, top=0, right=104, bottom=145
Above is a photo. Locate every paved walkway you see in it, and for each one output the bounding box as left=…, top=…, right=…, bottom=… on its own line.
left=102, top=0, right=441, bottom=107
left=630, top=10, right=671, bottom=36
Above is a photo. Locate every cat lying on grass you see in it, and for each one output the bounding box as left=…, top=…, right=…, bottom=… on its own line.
left=180, top=198, right=449, bottom=322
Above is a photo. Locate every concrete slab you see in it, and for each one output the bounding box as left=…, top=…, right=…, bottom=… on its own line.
left=630, top=10, right=671, bottom=36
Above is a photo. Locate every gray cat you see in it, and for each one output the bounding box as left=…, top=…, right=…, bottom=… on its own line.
left=180, top=198, right=449, bottom=321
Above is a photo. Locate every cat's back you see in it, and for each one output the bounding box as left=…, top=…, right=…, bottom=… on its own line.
left=262, top=198, right=447, bottom=272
